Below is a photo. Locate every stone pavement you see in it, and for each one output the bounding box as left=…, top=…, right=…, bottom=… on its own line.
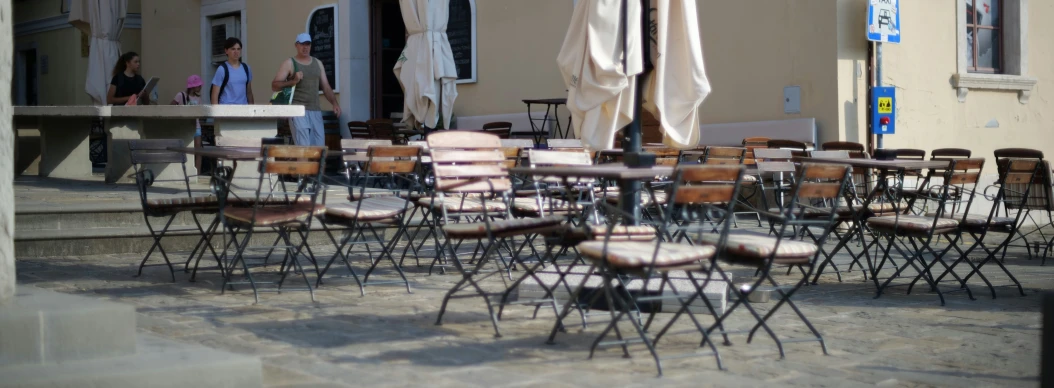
left=14, top=229, right=1048, bottom=388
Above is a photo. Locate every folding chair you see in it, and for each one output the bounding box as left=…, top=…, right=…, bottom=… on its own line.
left=867, top=158, right=985, bottom=305
left=318, top=145, right=421, bottom=295
left=214, top=145, right=327, bottom=303
left=992, top=148, right=1054, bottom=262
left=429, top=131, right=566, bottom=337
left=129, top=139, right=220, bottom=282
left=339, top=139, right=393, bottom=188
left=703, top=163, right=850, bottom=359
left=934, top=157, right=1041, bottom=298
left=546, top=165, right=746, bottom=375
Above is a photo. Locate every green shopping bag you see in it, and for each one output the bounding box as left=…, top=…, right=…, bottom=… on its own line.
left=270, top=57, right=298, bottom=105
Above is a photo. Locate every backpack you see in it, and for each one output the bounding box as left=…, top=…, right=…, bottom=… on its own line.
left=212, top=62, right=250, bottom=102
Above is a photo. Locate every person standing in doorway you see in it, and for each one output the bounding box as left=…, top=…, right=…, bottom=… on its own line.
left=211, top=37, right=255, bottom=105
left=271, top=33, right=340, bottom=146
left=107, top=51, right=148, bottom=105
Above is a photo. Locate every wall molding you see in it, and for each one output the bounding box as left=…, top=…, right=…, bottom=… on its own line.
left=15, top=13, right=142, bottom=37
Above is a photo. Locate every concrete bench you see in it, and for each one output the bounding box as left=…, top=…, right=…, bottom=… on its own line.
left=698, top=118, right=817, bottom=148
left=14, top=105, right=305, bottom=183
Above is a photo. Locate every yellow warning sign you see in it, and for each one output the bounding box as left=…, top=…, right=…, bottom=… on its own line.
left=877, top=97, right=893, bottom=114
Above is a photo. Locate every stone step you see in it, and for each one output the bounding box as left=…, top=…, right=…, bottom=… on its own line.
left=0, top=334, right=262, bottom=388
left=0, top=286, right=136, bottom=365
left=14, top=224, right=363, bottom=257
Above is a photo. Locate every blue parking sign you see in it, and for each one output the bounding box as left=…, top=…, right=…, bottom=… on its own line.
left=867, top=0, right=901, bottom=43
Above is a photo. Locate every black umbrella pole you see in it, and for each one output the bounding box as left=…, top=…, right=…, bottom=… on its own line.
left=619, top=0, right=652, bottom=224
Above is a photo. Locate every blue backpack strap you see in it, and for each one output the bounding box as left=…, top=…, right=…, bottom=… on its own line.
left=217, top=62, right=230, bottom=102
left=243, top=62, right=250, bottom=80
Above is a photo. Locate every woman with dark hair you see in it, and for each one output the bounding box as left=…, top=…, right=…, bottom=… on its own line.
left=106, top=51, right=147, bottom=105
left=210, top=37, right=254, bottom=105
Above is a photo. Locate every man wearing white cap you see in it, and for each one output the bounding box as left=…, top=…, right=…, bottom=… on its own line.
left=272, top=32, right=341, bottom=146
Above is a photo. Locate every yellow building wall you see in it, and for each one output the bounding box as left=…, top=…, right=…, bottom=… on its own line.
left=695, top=0, right=841, bottom=143
left=140, top=0, right=200, bottom=104
left=842, top=0, right=1054, bottom=159
left=14, top=26, right=141, bottom=106
left=450, top=0, right=573, bottom=117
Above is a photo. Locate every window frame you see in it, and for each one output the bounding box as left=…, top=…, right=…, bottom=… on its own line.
left=954, top=0, right=1036, bottom=104
left=965, top=0, right=1004, bottom=74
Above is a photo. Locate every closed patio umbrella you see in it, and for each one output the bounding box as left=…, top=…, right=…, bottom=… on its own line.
left=557, top=0, right=643, bottom=151
left=641, top=0, right=711, bottom=148
left=69, top=0, right=127, bottom=105
left=558, top=0, right=709, bottom=150
left=394, top=0, right=458, bottom=129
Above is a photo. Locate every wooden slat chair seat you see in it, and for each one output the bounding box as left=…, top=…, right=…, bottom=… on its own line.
left=443, top=215, right=565, bottom=239
left=698, top=232, right=817, bottom=265
left=223, top=202, right=326, bottom=226
left=577, top=240, right=715, bottom=268
left=325, top=196, right=410, bottom=222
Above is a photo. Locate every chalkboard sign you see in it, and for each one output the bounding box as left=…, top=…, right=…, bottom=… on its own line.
left=447, top=0, right=476, bottom=83
left=306, top=4, right=339, bottom=92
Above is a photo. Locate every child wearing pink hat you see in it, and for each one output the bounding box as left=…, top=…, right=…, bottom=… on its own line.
left=171, top=75, right=205, bottom=146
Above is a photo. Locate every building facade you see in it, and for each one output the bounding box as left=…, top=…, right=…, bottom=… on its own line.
left=13, top=0, right=1054, bottom=164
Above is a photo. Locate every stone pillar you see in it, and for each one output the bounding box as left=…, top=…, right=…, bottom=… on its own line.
left=0, top=0, right=16, bottom=304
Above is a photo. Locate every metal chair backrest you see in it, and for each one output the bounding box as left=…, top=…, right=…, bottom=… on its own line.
left=821, top=141, right=865, bottom=152
left=936, top=158, right=985, bottom=220
left=482, top=121, right=513, bottom=139
left=703, top=146, right=747, bottom=165
left=427, top=131, right=511, bottom=194
left=994, top=148, right=1053, bottom=211
left=347, top=121, right=372, bottom=139
left=129, top=139, right=192, bottom=207
left=367, top=118, right=396, bottom=142
left=896, top=148, right=926, bottom=160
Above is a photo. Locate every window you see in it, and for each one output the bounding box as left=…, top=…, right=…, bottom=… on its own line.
left=965, top=0, right=1002, bottom=73
left=954, top=0, right=1036, bottom=103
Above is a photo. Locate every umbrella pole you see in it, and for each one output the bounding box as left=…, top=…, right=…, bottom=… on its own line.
left=619, top=0, right=652, bottom=225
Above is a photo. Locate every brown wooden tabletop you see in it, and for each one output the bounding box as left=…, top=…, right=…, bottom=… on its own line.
left=508, top=164, right=674, bottom=180
left=797, top=157, right=950, bottom=170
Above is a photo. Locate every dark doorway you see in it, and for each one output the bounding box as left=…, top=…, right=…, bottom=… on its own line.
left=17, top=49, right=38, bottom=106
left=370, top=0, right=406, bottom=120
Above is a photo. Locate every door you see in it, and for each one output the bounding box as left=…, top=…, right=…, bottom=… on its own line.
left=370, top=0, right=406, bottom=120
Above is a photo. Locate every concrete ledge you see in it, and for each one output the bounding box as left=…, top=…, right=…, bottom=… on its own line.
left=0, top=286, right=136, bottom=365
left=698, top=118, right=817, bottom=147
left=15, top=105, right=305, bottom=119
left=0, top=334, right=262, bottom=388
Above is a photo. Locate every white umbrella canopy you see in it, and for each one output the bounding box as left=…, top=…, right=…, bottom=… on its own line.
left=641, top=0, right=711, bottom=148
left=558, top=0, right=709, bottom=150
left=69, top=0, right=128, bottom=105
left=394, top=0, right=458, bottom=128
left=557, top=0, right=643, bottom=151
